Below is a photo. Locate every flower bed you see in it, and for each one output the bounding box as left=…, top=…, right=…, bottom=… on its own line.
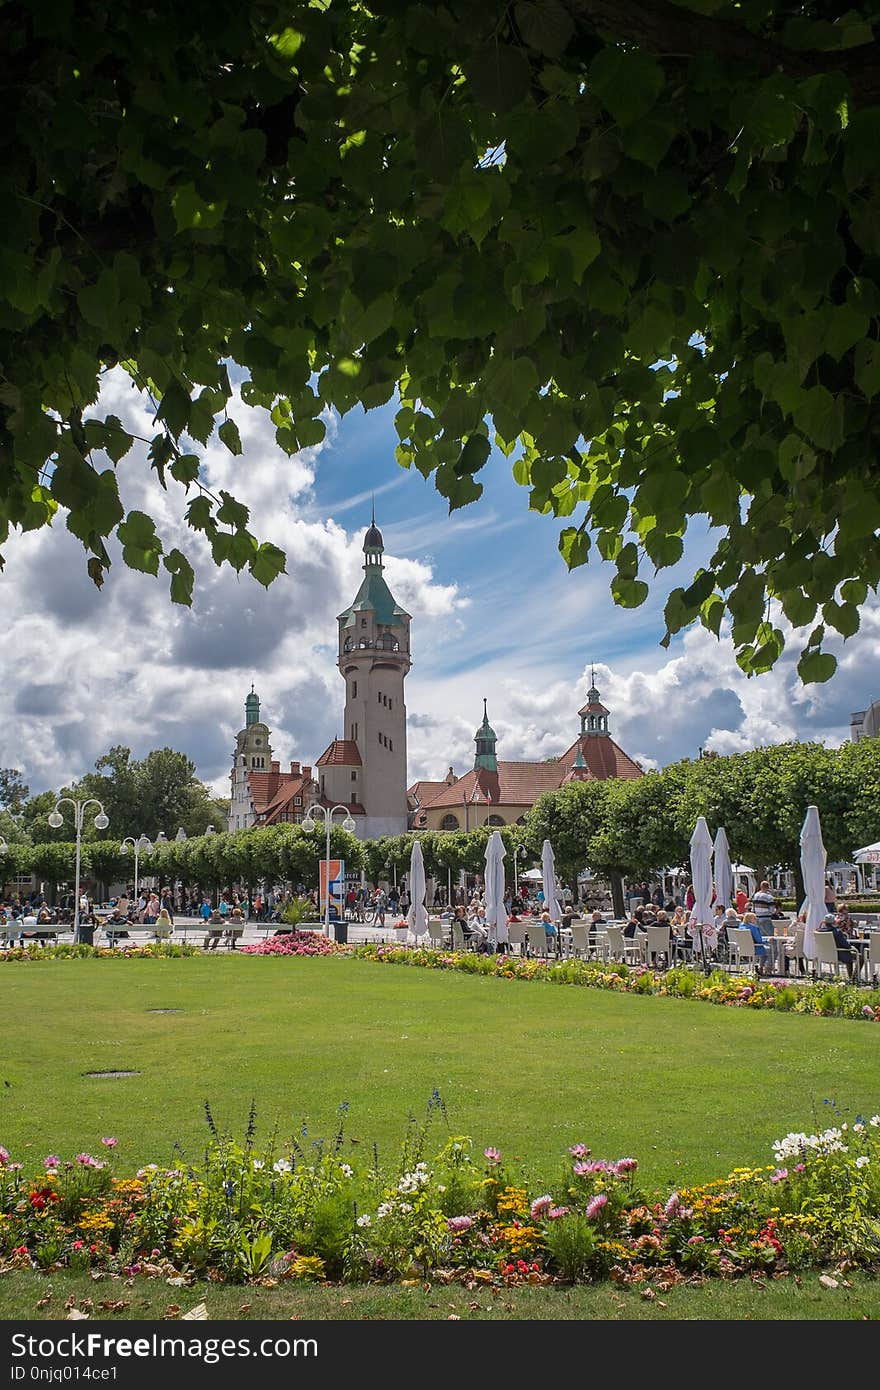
left=239, top=931, right=342, bottom=956
left=0, top=942, right=198, bottom=962
left=354, top=945, right=880, bottom=1023
left=2, top=1117, right=879, bottom=1287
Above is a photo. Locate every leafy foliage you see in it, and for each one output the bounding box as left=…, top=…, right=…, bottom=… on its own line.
left=1, top=1, right=878, bottom=676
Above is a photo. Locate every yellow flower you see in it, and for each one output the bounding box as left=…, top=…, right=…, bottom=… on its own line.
left=77, top=1212, right=114, bottom=1234
left=288, top=1255, right=325, bottom=1282
left=498, top=1224, right=542, bottom=1253
left=496, top=1186, right=529, bottom=1217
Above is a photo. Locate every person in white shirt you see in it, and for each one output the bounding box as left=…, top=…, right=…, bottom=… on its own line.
left=751, top=881, right=778, bottom=930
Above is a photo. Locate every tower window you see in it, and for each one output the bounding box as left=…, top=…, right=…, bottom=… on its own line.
left=352, top=681, right=357, bottom=698
left=255, top=738, right=262, bottom=746
left=389, top=698, right=392, bottom=711
left=361, top=618, right=367, bottom=627
left=389, top=739, right=393, bottom=752
left=378, top=691, right=382, bottom=703
left=351, top=771, right=357, bottom=782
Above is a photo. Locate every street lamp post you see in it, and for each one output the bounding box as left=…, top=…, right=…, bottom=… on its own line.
left=301, top=804, right=356, bottom=939
left=119, top=835, right=153, bottom=903
left=513, top=845, right=526, bottom=897
left=48, top=798, right=109, bottom=943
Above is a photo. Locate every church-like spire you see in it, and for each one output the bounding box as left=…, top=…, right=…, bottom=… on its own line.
left=245, top=685, right=260, bottom=727
left=363, top=510, right=384, bottom=568
left=474, top=699, right=498, bottom=772
left=579, top=665, right=610, bottom=736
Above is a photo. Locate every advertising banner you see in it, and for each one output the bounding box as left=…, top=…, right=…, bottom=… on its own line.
left=319, top=858, right=345, bottom=922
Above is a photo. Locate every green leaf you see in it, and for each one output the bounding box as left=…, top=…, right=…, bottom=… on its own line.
left=76, top=271, right=118, bottom=331
left=249, top=542, right=287, bottom=588
left=854, top=340, right=880, bottom=400
left=163, top=548, right=195, bottom=606
left=558, top=526, right=590, bottom=569
left=454, top=434, right=491, bottom=477
left=822, top=599, right=860, bottom=638
left=186, top=496, right=214, bottom=532
left=792, top=386, right=845, bottom=452
left=170, top=454, right=201, bottom=486
left=216, top=490, right=249, bottom=528
left=218, top=420, right=243, bottom=456
left=589, top=47, right=664, bottom=126
left=797, top=650, right=837, bottom=684
left=172, top=184, right=227, bottom=233
left=610, top=576, right=649, bottom=608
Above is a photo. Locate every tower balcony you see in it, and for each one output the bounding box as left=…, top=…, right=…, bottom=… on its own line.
left=342, top=634, right=406, bottom=654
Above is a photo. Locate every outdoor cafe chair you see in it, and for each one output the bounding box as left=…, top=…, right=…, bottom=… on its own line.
left=527, top=926, right=552, bottom=958
left=812, top=930, right=851, bottom=980
left=784, top=925, right=805, bottom=977
left=863, top=937, right=878, bottom=985
left=604, top=924, right=641, bottom=965
left=644, top=924, right=672, bottom=970
left=506, top=921, right=529, bottom=956
left=451, top=921, right=468, bottom=952
left=428, top=920, right=448, bottom=950
left=728, top=927, right=760, bottom=974
left=569, top=922, right=590, bottom=959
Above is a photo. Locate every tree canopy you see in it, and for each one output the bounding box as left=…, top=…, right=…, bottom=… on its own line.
left=3, top=1, right=879, bottom=678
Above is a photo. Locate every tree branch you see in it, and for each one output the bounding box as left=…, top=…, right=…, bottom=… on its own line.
left=563, top=0, right=880, bottom=103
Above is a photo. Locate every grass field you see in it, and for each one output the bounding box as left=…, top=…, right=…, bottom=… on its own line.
left=2, top=955, right=878, bottom=1189
left=1, top=1270, right=878, bottom=1320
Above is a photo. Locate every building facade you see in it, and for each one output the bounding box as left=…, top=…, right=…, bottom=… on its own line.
left=413, top=674, right=643, bottom=832
left=228, top=520, right=411, bottom=838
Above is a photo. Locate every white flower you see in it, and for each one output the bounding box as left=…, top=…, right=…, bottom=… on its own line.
left=855, top=1156, right=870, bottom=1168
left=398, top=1202, right=413, bottom=1214
left=437, top=1184, right=446, bottom=1193
left=340, top=1163, right=353, bottom=1178
left=376, top=1202, right=393, bottom=1219
left=273, top=1159, right=292, bottom=1174
left=252, top=1160, right=265, bottom=1170
left=853, top=1123, right=865, bottom=1133
left=356, top=1214, right=372, bottom=1228
left=870, top=1116, right=880, bottom=1128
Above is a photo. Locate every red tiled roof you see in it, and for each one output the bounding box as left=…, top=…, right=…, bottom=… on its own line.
left=407, top=780, right=448, bottom=807
left=578, top=700, right=610, bottom=717
left=421, top=762, right=565, bottom=809
left=558, top=736, right=644, bottom=780
left=316, top=795, right=366, bottom=815
left=316, top=739, right=362, bottom=767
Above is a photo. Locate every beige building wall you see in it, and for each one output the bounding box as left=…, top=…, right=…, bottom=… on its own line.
left=423, top=802, right=531, bottom=833
left=229, top=721, right=273, bottom=831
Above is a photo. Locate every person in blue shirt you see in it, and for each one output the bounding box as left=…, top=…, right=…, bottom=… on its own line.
left=741, top=911, right=769, bottom=971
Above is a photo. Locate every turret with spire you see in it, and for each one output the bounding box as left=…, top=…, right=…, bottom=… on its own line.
left=579, top=665, right=610, bottom=736
left=474, top=699, right=498, bottom=772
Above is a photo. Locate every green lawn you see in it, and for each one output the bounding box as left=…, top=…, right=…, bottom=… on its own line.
left=1, top=1270, right=878, bottom=1320
left=2, top=955, right=878, bottom=1189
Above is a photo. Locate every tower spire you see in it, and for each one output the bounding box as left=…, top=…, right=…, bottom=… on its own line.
left=474, top=699, right=498, bottom=772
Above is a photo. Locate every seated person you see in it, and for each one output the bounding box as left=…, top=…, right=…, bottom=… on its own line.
left=818, top=913, right=858, bottom=981
left=590, top=909, right=606, bottom=927
left=204, top=908, right=225, bottom=949
left=464, top=909, right=490, bottom=951
left=623, top=909, right=647, bottom=939
left=835, top=905, right=854, bottom=937
left=740, top=910, right=769, bottom=971
left=537, top=909, right=557, bottom=950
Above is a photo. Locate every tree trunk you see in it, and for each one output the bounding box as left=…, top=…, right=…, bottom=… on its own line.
left=610, top=871, right=625, bottom=919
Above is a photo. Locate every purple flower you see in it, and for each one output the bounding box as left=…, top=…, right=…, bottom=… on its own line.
left=483, top=1148, right=502, bottom=1165
left=75, top=1153, right=93, bottom=1167
left=586, top=1193, right=608, bottom=1220
left=0, top=1146, right=9, bottom=1166
left=447, top=1216, right=474, bottom=1233
left=862, top=1005, right=874, bottom=1018
left=548, top=1206, right=569, bottom=1220
left=101, top=1137, right=118, bottom=1149
left=43, top=1156, right=60, bottom=1169
left=771, top=1168, right=788, bottom=1184
left=568, top=1144, right=591, bottom=1158
left=530, top=1194, right=554, bottom=1219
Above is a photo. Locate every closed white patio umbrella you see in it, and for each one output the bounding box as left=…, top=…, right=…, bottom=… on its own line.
left=406, top=839, right=429, bottom=940
left=800, top=805, right=827, bottom=961
left=713, top=827, right=734, bottom=910
left=689, top=816, right=715, bottom=964
left=541, top=839, right=562, bottom=922
left=484, top=830, right=509, bottom=948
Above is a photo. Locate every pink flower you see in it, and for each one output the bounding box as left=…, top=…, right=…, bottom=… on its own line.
left=614, top=1157, right=638, bottom=1175
left=483, top=1148, right=502, bottom=1165
left=664, top=1192, right=680, bottom=1218
left=530, top=1194, right=553, bottom=1219
left=101, top=1137, right=118, bottom=1148
left=447, top=1216, right=473, bottom=1233
left=568, top=1144, right=591, bottom=1158
left=687, top=1235, right=705, bottom=1246
left=771, top=1168, right=788, bottom=1183
left=794, top=1163, right=806, bottom=1173
left=44, top=1156, right=60, bottom=1169
left=548, top=1207, right=569, bottom=1220
left=0, top=1146, right=9, bottom=1165
left=8, top=1162, right=23, bottom=1172
left=863, top=1005, right=874, bottom=1018
left=679, top=1207, right=694, bottom=1220
left=75, top=1153, right=93, bottom=1166
left=72, top=1241, right=84, bottom=1251
left=586, top=1193, right=608, bottom=1220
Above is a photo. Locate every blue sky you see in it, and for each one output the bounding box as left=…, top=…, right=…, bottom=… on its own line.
left=1, top=373, right=878, bottom=800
